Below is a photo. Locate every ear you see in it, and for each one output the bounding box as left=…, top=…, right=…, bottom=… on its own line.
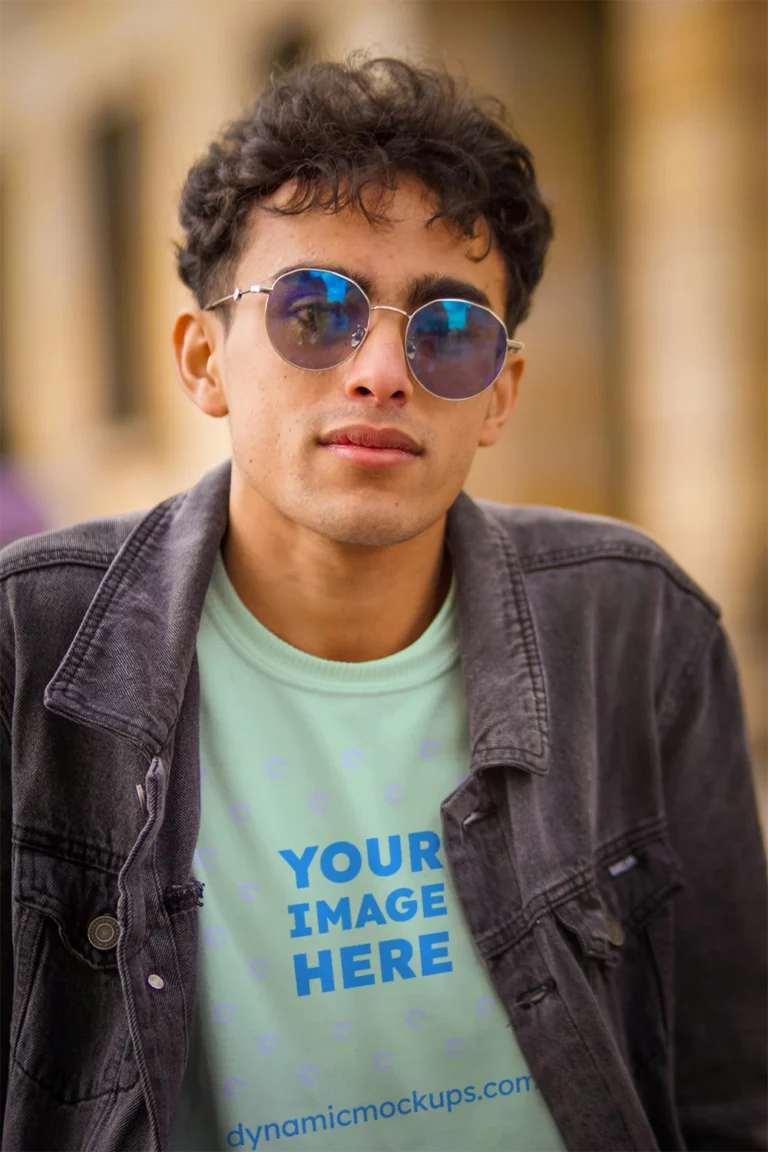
left=477, top=357, right=524, bottom=447
left=172, top=309, right=229, bottom=418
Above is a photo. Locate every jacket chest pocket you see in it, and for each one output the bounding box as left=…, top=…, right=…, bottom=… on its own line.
left=553, top=831, right=683, bottom=1071
left=10, top=845, right=141, bottom=1105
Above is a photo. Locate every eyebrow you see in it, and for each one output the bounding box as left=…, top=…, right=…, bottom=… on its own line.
left=267, top=263, right=494, bottom=313
left=404, top=273, right=492, bottom=313
left=268, top=263, right=376, bottom=299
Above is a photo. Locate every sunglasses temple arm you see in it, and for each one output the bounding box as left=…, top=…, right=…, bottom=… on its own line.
left=507, top=339, right=524, bottom=353
left=204, top=285, right=272, bottom=312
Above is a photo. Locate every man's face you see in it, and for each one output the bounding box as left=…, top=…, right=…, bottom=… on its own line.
left=182, top=179, right=521, bottom=548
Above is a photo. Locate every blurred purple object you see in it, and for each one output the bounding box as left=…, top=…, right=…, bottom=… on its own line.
left=0, top=463, right=48, bottom=547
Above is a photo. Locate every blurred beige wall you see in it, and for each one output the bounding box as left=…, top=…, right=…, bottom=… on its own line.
left=430, top=0, right=613, bottom=515
left=610, top=0, right=767, bottom=791
left=1, top=0, right=766, bottom=789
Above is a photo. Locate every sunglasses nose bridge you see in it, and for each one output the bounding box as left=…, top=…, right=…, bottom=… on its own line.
left=369, top=304, right=410, bottom=319
left=344, top=302, right=416, bottom=400
left=358, top=303, right=412, bottom=359
left=348, top=303, right=409, bottom=351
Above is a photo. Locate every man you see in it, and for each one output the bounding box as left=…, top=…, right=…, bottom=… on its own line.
left=1, top=57, right=765, bottom=1152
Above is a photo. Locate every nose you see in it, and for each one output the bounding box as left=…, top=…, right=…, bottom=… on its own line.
left=342, top=307, right=414, bottom=407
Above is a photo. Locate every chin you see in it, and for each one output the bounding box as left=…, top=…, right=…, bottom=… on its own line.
left=321, top=516, right=424, bottom=549
left=305, top=500, right=430, bottom=549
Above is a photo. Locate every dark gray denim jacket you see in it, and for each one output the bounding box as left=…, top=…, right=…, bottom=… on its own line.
left=1, top=461, right=766, bottom=1152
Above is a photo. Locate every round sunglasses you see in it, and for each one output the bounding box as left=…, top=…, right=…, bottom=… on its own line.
left=204, top=267, right=523, bottom=401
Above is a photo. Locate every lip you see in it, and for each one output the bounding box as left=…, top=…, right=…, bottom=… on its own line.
left=321, top=443, right=419, bottom=469
left=319, top=424, right=423, bottom=454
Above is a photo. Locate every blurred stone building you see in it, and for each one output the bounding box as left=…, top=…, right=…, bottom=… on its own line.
left=1, top=0, right=766, bottom=783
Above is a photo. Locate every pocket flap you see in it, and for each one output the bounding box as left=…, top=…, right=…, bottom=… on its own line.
left=14, top=845, right=123, bottom=969
left=553, top=832, right=683, bottom=962
left=554, top=885, right=617, bottom=961
left=598, top=832, right=683, bottom=936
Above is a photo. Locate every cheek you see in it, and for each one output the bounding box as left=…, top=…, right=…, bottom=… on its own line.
left=435, top=408, right=487, bottom=475
left=225, top=362, right=312, bottom=473
left=222, top=365, right=276, bottom=464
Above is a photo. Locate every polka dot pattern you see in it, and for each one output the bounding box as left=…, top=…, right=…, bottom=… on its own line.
left=384, top=782, right=406, bottom=805
left=178, top=562, right=561, bottom=1151
left=238, top=881, right=261, bottom=903
left=343, top=747, right=365, bottom=770
left=264, top=756, right=287, bottom=780
left=248, top=958, right=270, bottom=980
left=308, top=791, right=331, bottom=814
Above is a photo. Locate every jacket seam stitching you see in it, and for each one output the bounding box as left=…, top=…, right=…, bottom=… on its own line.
left=13, top=828, right=126, bottom=873
left=534, top=930, right=636, bottom=1147
left=519, top=547, right=719, bottom=616
left=115, top=754, right=164, bottom=1148
left=478, top=816, right=673, bottom=956
left=84, top=1028, right=138, bottom=1151
left=594, top=817, right=669, bottom=867
left=478, top=870, right=595, bottom=956
left=0, top=551, right=116, bottom=580
left=54, top=506, right=173, bottom=696
left=491, top=521, right=549, bottom=756
left=46, top=682, right=163, bottom=747
left=11, top=897, right=121, bottom=970
left=0, top=678, right=11, bottom=743
left=151, top=847, right=190, bottom=1056
left=8, top=914, right=45, bottom=1066
left=472, top=746, right=545, bottom=761
left=43, top=701, right=152, bottom=753
left=520, top=540, right=665, bottom=564
left=10, top=1050, right=136, bottom=1104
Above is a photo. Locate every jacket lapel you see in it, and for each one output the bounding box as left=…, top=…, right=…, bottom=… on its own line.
left=45, top=464, right=550, bottom=776
left=44, top=461, right=231, bottom=753
left=447, top=492, right=550, bottom=775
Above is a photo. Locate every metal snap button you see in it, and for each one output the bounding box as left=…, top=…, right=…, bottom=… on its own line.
left=88, top=915, right=120, bottom=951
left=605, top=915, right=625, bottom=947
left=147, top=974, right=165, bottom=990
left=462, top=804, right=497, bottom=828
left=517, top=977, right=556, bottom=1009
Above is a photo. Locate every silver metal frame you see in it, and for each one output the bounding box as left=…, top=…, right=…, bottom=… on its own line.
left=204, top=267, right=524, bottom=401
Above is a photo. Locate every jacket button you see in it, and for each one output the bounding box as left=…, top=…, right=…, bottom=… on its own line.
left=462, top=804, right=496, bottom=828
left=605, top=915, right=625, bottom=947
left=88, top=915, right=120, bottom=951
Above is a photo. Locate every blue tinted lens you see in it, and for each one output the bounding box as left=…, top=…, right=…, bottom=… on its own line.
left=406, top=300, right=507, bottom=399
left=266, top=269, right=369, bottom=369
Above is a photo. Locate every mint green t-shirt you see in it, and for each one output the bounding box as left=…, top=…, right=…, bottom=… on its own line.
left=171, top=554, right=564, bottom=1152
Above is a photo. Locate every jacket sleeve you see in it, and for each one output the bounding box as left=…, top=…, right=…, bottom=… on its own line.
left=0, top=689, right=11, bottom=1117
left=660, top=618, right=767, bottom=1150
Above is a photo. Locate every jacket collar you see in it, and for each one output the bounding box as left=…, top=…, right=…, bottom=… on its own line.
left=45, top=461, right=550, bottom=774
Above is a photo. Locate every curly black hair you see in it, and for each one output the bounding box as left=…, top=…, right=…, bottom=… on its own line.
left=176, top=57, right=553, bottom=331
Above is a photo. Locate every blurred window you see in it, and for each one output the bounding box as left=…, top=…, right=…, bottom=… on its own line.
left=91, top=113, right=144, bottom=423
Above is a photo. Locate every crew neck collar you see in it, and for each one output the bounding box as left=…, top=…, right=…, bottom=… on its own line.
left=203, top=551, right=460, bottom=695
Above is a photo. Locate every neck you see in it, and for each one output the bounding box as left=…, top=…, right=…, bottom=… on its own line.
left=222, top=486, right=452, bottom=664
